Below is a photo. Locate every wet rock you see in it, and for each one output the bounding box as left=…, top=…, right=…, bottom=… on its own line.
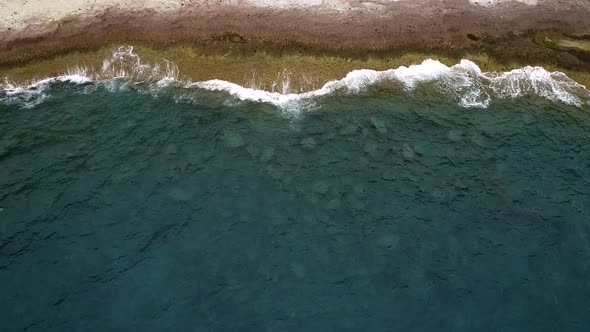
left=402, top=143, right=415, bottom=161
left=301, top=137, right=317, bottom=150
left=448, top=129, right=464, bottom=143
left=370, top=116, right=387, bottom=134
left=222, top=130, right=245, bottom=148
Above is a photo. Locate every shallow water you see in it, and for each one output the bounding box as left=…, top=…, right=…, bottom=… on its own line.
left=1, top=83, right=590, bottom=331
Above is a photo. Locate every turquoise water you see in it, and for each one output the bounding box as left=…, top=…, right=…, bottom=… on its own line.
left=1, top=81, right=590, bottom=331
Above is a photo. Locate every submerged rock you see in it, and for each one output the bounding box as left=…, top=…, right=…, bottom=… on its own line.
left=349, top=197, right=366, bottom=211
left=168, top=187, right=193, bottom=202
left=259, top=147, right=275, bottom=162
left=413, top=144, right=425, bottom=156
left=453, top=179, right=469, bottom=190
left=522, top=113, right=536, bottom=125
left=222, top=130, right=245, bottom=148
left=377, top=234, right=400, bottom=250
left=382, top=171, right=396, bottom=181
left=468, top=132, right=486, bottom=148
left=353, top=184, right=368, bottom=197
left=361, top=127, right=369, bottom=137
left=448, top=129, right=464, bottom=143
left=312, top=181, right=329, bottom=195
left=327, top=198, right=341, bottom=210
left=301, top=137, right=317, bottom=150
left=402, top=143, right=415, bottom=161
left=246, top=144, right=260, bottom=158
left=370, top=116, right=387, bottom=134
left=339, top=124, right=358, bottom=136
left=431, top=188, right=447, bottom=202
left=363, top=141, right=379, bottom=156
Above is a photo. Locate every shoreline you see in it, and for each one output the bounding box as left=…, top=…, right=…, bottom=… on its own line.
left=1, top=1, right=590, bottom=89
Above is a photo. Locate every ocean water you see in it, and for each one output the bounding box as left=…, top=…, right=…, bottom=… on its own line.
left=1, top=50, right=590, bottom=331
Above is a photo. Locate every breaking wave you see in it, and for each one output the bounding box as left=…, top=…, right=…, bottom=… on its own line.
left=1, top=45, right=589, bottom=110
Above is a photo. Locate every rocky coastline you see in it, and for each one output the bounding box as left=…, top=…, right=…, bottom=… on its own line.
left=1, top=0, right=590, bottom=88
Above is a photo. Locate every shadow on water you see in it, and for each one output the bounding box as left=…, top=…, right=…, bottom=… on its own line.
left=1, top=84, right=590, bottom=331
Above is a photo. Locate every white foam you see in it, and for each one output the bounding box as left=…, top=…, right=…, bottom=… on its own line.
left=190, top=59, right=589, bottom=109
left=2, top=46, right=588, bottom=110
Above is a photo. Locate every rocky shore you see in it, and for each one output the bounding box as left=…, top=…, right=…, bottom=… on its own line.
left=1, top=0, right=590, bottom=88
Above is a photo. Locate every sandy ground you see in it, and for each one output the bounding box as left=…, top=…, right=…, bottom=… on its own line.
left=2, top=0, right=589, bottom=35
left=0, top=0, right=554, bottom=31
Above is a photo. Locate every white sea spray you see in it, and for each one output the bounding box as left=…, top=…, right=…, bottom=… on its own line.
left=1, top=45, right=588, bottom=110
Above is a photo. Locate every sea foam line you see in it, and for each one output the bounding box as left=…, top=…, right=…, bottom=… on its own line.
left=1, top=46, right=589, bottom=109
left=191, top=59, right=589, bottom=108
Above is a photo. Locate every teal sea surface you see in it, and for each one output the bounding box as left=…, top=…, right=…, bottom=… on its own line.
left=1, top=65, right=590, bottom=331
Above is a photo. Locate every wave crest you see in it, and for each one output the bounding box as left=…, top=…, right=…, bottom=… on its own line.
left=1, top=46, right=589, bottom=109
